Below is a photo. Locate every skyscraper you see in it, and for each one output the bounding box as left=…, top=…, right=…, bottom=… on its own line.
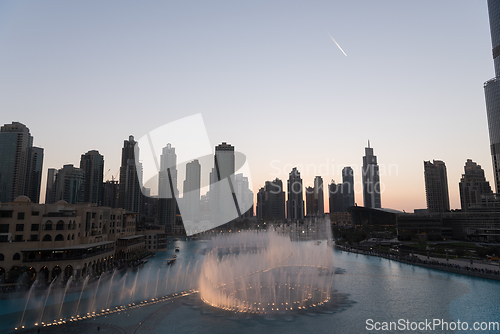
left=287, top=167, right=304, bottom=220
left=27, top=146, right=44, bottom=203
left=424, top=160, right=450, bottom=213
left=182, top=159, right=201, bottom=222
left=341, top=166, right=355, bottom=211
left=45, top=168, right=57, bottom=204
left=314, top=176, right=324, bottom=216
left=256, top=178, right=285, bottom=221
left=210, top=142, right=240, bottom=221
left=485, top=0, right=500, bottom=192
left=80, top=150, right=104, bottom=204
left=118, top=135, right=142, bottom=215
left=362, top=141, right=381, bottom=208
left=459, top=159, right=493, bottom=212
left=234, top=173, right=254, bottom=217
left=54, top=164, right=84, bottom=204
left=214, top=142, right=235, bottom=183
left=0, top=122, right=42, bottom=203
left=328, top=180, right=343, bottom=213
left=159, top=143, right=178, bottom=198
left=305, top=186, right=315, bottom=216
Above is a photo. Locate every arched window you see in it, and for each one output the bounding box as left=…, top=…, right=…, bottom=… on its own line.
left=55, top=234, right=64, bottom=241
left=0, top=254, right=3, bottom=261
left=72, top=234, right=75, bottom=240
left=13, top=253, right=20, bottom=261
left=42, top=234, right=52, bottom=241
left=45, top=221, right=53, bottom=231
left=56, top=221, right=64, bottom=230
left=67, top=234, right=70, bottom=240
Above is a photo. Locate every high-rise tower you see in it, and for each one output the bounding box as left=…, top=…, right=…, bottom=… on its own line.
left=287, top=167, right=304, bottom=220
left=424, top=160, right=450, bottom=213
left=485, top=0, right=500, bottom=192
left=54, top=164, right=85, bottom=204
left=362, top=141, right=381, bottom=208
left=158, top=143, right=179, bottom=232
left=313, top=176, right=324, bottom=216
left=118, top=135, right=142, bottom=215
left=182, top=159, right=201, bottom=222
left=27, top=146, right=44, bottom=203
left=459, top=159, right=493, bottom=212
left=0, top=122, right=43, bottom=203
left=341, top=166, right=355, bottom=211
left=80, top=150, right=104, bottom=204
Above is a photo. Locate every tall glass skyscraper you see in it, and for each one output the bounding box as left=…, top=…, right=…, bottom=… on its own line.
left=80, top=150, right=104, bottom=204
left=362, top=141, right=381, bottom=208
left=485, top=0, right=500, bottom=192
left=0, top=122, right=43, bottom=203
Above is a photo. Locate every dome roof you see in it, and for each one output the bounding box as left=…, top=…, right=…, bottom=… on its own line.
left=13, top=195, right=31, bottom=203
left=55, top=200, right=68, bottom=205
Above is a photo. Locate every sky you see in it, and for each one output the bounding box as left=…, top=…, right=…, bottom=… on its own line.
left=0, top=0, right=494, bottom=212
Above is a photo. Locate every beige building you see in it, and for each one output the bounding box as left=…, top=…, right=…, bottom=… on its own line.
left=0, top=196, right=146, bottom=284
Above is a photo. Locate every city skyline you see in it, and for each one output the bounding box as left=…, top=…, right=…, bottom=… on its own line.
left=0, top=1, right=494, bottom=212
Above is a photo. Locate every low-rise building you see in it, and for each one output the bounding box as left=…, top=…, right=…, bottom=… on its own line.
left=0, top=196, right=145, bottom=284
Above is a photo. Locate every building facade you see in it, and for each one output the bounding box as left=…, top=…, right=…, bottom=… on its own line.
left=54, top=164, right=85, bottom=204
left=182, top=159, right=201, bottom=222
left=329, top=180, right=343, bottom=213
left=484, top=0, right=500, bottom=193
left=287, top=167, right=304, bottom=220
left=341, top=166, right=355, bottom=211
left=80, top=150, right=105, bottom=205
left=118, top=136, right=143, bottom=216
left=459, top=159, right=493, bottom=212
left=0, top=196, right=144, bottom=284
left=158, top=143, right=179, bottom=233
left=313, top=176, right=324, bottom=216
left=362, top=142, right=381, bottom=208
left=424, top=160, right=450, bottom=213
left=256, top=178, right=285, bottom=221
left=0, top=122, right=43, bottom=204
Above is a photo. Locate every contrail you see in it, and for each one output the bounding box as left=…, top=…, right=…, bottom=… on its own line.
left=327, top=31, right=347, bottom=56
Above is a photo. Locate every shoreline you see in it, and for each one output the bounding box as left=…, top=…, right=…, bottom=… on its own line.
left=334, top=245, right=500, bottom=282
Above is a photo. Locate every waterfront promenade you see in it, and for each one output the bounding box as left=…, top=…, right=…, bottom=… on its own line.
left=335, top=245, right=500, bottom=281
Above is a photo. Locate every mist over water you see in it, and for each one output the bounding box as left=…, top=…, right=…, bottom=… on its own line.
left=199, top=222, right=336, bottom=314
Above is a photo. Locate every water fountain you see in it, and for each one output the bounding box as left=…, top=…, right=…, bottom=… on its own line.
left=199, top=222, right=335, bottom=314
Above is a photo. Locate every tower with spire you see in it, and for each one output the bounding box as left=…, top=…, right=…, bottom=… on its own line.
left=362, top=140, right=381, bottom=208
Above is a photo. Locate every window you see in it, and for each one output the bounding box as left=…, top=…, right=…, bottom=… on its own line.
left=56, top=221, right=64, bottom=230
left=17, top=212, right=25, bottom=220
left=0, top=224, right=8, bottom=233
left=0, top=254, right=3, bottom=261
left=45, top=222, right=52, bottom=231
left=30, top=235, right=39, bottom=242
left=31, top=224, right=39, bottom=231
left=13, top=253, right=20, bottom=261
left=55, top=234, right=64, bottom=241
left=14, top=235, right=23, bottom=242
left=0, top=211, right=13, bottom=218
left=16, top=224, right=24, bottom=232
left=31, top=211, right=39, bottom=216
left=92, top=212, right=96, bottom=218
left=42, top=234, right=52, bottom=241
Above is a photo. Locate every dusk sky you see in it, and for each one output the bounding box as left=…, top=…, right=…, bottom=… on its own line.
left=0, top=1, right=494, bottom=212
